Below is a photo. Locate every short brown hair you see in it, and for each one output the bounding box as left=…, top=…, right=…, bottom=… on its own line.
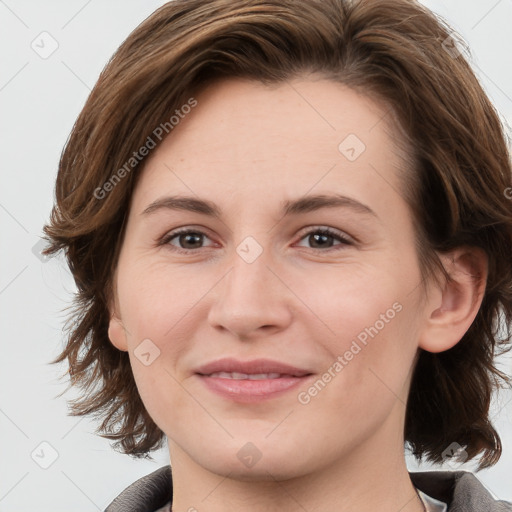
left=43, top=0, right=512, bottom=468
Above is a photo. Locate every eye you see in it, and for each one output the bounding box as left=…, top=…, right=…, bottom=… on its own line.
left=160, top=226, right=353, bottom=254
left=295, top=227, right=353, bottom=251
left=160, top=228, right=216, bottom=253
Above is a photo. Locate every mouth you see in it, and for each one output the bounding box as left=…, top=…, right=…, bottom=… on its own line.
left=195, top=358, right=314, bottom=403
left=206, top=371, right=296, bottom=380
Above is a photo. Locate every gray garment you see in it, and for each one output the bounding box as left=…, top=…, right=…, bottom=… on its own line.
left=104, top=466, right=512, bottom=512
left=418, top=489, right=447, bottom=512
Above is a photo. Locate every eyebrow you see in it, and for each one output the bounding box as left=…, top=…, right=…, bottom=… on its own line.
left=141, top=193, right=377, bottom=218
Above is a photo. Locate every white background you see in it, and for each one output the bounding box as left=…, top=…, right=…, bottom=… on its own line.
left=1, top=0, right=511, bottom=510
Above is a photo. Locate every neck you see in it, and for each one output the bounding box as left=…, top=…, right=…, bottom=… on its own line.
left=168, top=411, right=425, bottom=512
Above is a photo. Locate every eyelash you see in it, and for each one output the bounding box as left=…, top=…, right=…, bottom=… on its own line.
left=159, top=226, right=354, bottom=254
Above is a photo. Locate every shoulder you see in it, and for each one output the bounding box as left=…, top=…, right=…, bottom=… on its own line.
left=410, top=470, right=512, bottom=512
left=104, top=465, right=172, bottom=512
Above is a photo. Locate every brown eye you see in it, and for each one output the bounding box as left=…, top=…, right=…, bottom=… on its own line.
left=176, top=232, right=204, bottom=249
left=296, top=227, right=353, bottom=251
left=161, top=229, right=215, bottom=253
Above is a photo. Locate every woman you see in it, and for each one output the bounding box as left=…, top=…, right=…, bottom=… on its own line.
left=43, top=0, right=512, bottom=510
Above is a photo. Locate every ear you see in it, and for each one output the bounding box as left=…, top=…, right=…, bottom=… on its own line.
left=107, top=284, right=129, bottom=352
left=418, top=247, right=487, bottom=353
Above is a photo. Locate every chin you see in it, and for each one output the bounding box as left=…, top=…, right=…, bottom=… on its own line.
left=194, top=441, right=313, bottom=482
left=207, top=459, right=305, bottom=482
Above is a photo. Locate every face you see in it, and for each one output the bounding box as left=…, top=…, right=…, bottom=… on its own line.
left=109, top=76, right=428, bottom=480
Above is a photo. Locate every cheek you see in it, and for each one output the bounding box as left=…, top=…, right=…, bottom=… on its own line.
left=114, top=259, right=217, bottom=423
left=293, top=264, right=420, bottom=402
left=117, top=256, right=204, bottom=340
left=294, top=303, right=418, bottom=445
left=119, top=243, right=421, bottom=408
left=293, top=263, right=404, bottom=346
left=119, top=250, right=419, bottom=369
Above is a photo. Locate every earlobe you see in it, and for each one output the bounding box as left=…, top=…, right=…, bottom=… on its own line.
left=108, top=314, right=129, bottom=352
left=418, top=247, right=487, bottom=354
left=107, top=276, right=129, bottom=352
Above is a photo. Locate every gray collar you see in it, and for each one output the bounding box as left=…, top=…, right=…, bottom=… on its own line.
left=105, top=467, right=512, bottom=512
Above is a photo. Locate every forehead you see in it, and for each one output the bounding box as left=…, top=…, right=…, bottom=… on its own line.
left=133, top=77, right=408, bottom=216
left=158, top=76, right=396, bottom=156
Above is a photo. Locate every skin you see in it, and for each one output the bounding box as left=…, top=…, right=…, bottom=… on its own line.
left=108, top=76, right=487, bottom=512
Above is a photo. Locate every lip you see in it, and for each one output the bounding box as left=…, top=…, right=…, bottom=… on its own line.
left=195, top=358, right=314, bottom=403
left=195, top=358, right=312, bottom=377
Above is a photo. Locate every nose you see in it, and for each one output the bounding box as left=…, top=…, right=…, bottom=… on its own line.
left=207, top=244, right=293, bottom=340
